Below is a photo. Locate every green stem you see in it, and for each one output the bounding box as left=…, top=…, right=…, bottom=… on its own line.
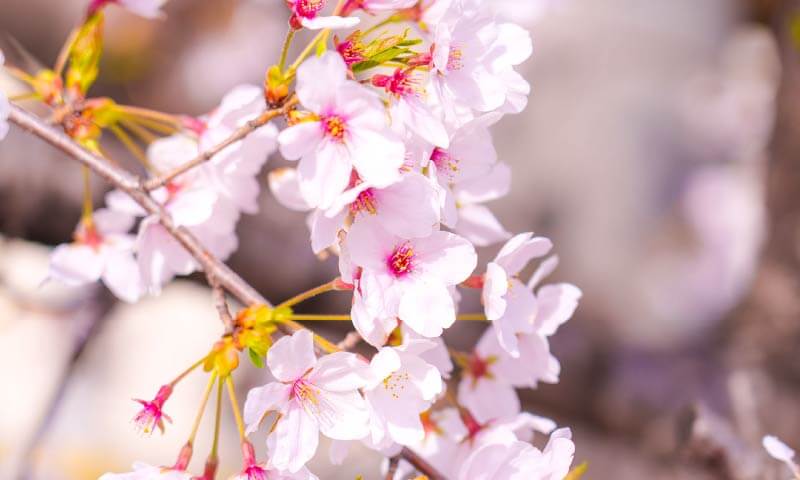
left=278, top=28, right=296, bottom=71
left=277, top=280, right=337, bottom=309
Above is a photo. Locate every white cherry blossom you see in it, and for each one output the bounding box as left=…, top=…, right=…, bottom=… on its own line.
left=363, top=340, right=444, bottom=446
left=428, top=0, right=533, bottom=124
left=243, top=330, right=370, bottom=473
left=48, top=208, right=143, bottom=302
left=482, top=232, right=553, bottom=356
left=278, top=52, right=405, bottom=209
left=457, top=428, right=575, bottom=480
left=344, top=216, right=477, bottom=339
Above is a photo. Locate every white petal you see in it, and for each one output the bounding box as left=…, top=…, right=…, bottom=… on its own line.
left=300, top=15, right=360, bottom=30
left=534, top=283, right=581, bottom=337
left=316, top=390, right=370, bottom=440
left=268, top=403, right=320, bottom=473
left=348, top=129, right=404, bottom=188
left=482, top=262, right=509, bottom=321
left=457, top=376, right=520, bottom=425
left=310, top=352, right=369, bottom=392
left=764, top=435, right=796, bottom=463
left=269, top=167, right=313, bottom=212
left=454, top=204, right=511, bottom=247
left=494, top=233, right=553, bottom=275
left=298, top=142, right=352, bottom=209
left=268, top=330, right=318, bottom=382
left=101, top=249, right=143, bottom=303
left=399, top=280, right=456, bottom=337
left=296, top=52, right=348, bottom=111
left=310, top=208, right=346, bottom=254
left=243, top=382, right=291, bottom=435
left=49, top=244, right=104, bottom=285
left=278, top=122, right=323, bottom=160
left=414, top=231, right=477, bottom=285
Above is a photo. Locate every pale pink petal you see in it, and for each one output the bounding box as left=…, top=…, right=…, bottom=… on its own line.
left=528, top=255, right=560, bottom=290
left=49, top=244, right=105, bottom=285
left=243, top=382, right=291, bottom=434
left=482, top=262, right=509, bottom=321
left=298, top=141, right=352, bottom=209
left=300, top=15, right=360, bottom=31
left=534, top=283, right=581, bottom=337
left=268, top=167, right=312, bottom=212
left=494, top=233, right=553, bottom=275
left=267, top=330, right=318, bottom=382
left=101, top=249, right=143, bottom=303
left=348, top=129, right=404, bottom=189
left=399, top=280, right=456, bottom=337
left=268, top=403, right=320, bottom=473
left=457, top=377, right=520, bottom=425
left=310, top=208, right=346, bottom=254
left=278, top=122, right=324, bottom=161
left=345, top=217, right=397, bottom=271
left=454, top=204, right=511, bottom=247
left=316, top=390, right=370, bottom=440
left=310, top=352, right=369, bottom=392
left=296, top=52, right=348, bottom=111
left=414, top=231, right=477, bottom=285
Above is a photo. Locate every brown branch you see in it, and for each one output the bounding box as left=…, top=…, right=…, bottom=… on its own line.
left=8, top=103, right=273, bottom=311
left=142, top=96, right=298, bottom=191
left=337, top=331, right=362, bottom=350
left=385, top=455, right=400, bottom=480
left=208, top=273, right=234, bottom=334
left=7, top=102, right=447, bottom=480
left=400, top=447, right=445, bottom=480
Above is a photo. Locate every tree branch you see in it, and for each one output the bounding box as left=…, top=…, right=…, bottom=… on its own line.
left=8, top=103, right=274, bottom=311
left=142, top=96, right=298, bottom=191
left=7, top=103, right=448, bottom=480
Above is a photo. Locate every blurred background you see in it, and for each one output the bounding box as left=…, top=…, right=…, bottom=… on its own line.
left=0, top=0, right=799, bottom=478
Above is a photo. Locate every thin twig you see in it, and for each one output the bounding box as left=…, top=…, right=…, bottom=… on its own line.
left=142, top=96, right=298, bottom=191
left=337, top=331, right=362, bottom=350
left=386, top=455, right=400, bottom=480
left=400, top=447, right=445, bottom=480
left=208, top=273, right=235, bottom=334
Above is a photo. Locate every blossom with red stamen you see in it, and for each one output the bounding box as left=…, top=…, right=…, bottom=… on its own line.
left=132, top=384, right=173, bottom=435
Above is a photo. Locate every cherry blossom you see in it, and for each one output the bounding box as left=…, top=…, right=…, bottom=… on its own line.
left=457, top=428, right=575, bottom=480
left=48, top=208, right=143, bottom=302
left=287, top=0, right=360, bottom=30
left=482, top=232, right=553, bottom=356
left=98, top=463, right=192, bottom=480
left=344, top=216, right=477, bottom=339
left=373, top=68, right=449, bottom=148
left=363, top=340, right=444, bottom=446
left=0, top=51, right=8, bottom=141
left=107, top=85, right=275, bottom=294
left=427, top=0, right=533, bottom=124
left=278, top=52, right=405, bottom=209
left=243, top=330, right=370, bottom=473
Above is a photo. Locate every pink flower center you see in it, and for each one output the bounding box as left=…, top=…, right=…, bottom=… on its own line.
left=387, top=243, right=415, bottom=277
left=75, top=220, right=104, bottom=250
left=350, top=188, right=378, bottom=215
left=430, top=147, right=459, bottom=179
left=294, top=0, right=325, bottom=19
left=291, top=378, right=320, bottom=403
left=372, top=69, right=417, bottom=98
left=321, top=114, right=347, bottom=142
left=467, top=353, right=493, bottom=380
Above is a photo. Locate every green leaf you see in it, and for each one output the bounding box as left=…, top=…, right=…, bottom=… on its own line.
left=248, top=347, right=265, bottom=368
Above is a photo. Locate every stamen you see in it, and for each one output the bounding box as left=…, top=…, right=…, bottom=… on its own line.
left=387, top=243, right=415, bottom=278
left=321, top=115, right=347, bottom=142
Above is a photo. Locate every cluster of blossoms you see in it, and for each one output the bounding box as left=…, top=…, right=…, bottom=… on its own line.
left=2, top=0, right=583, bottom=479
left=48, top=85, right=278, bottom=301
